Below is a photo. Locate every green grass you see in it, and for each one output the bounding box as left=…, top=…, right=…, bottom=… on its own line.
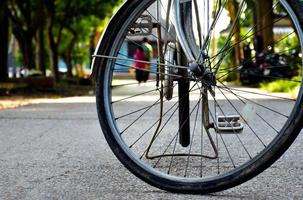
left=260, top=77, right=301, bottom=94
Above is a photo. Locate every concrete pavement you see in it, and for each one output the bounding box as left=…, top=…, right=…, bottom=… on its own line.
left=0, top=97, right=302, bottom=199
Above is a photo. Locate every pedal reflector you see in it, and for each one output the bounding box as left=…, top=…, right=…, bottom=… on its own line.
left=216, top=115, right=244, bottom=133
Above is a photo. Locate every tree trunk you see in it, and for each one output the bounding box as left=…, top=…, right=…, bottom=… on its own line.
left=46, top=0, right=73, bottom=82
left=0, top=0, right=9, bottom=81
left=14, top=32, right=36, bottom=70
left=47, top=15, right=60, bottom=82
left=227, top=0, right=242, bottom=65
left=256, top=0, right=274, bottom=52
left=62, top=51, right=73, bottom=78
left=35, top=0, right=46, bottom=75
left=64, top=56, right=73, bottom=78
left=8, top=0, right=38, bottom=71
left=24, top=39, right=36, bottom=70
left=225, top=0, right=241, bottom=81
left=48, top=40, right=59, bottom=81
left=66, top=31, right=77, bottom=78
left=36, top=27, right=46, bottom=75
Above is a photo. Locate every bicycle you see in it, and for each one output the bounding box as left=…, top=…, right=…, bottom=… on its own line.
left=91, top=0, right=303, bottom=194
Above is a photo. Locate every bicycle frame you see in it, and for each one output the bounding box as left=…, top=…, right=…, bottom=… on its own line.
left=90, top=0, right=211, bottom=79
left=173, top=0, right=215, bottom=65
left=173, top=0, right=196, bottom=63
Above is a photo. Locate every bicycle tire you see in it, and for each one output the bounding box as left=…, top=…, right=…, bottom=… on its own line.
left=93, top=0, right=303, bottom=194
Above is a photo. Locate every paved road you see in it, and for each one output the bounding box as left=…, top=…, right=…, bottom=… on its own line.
left=0, top=96, right=302, bottom=199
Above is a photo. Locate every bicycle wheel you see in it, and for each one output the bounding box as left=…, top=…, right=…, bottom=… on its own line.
left=93, top=0, right=303, bottom=194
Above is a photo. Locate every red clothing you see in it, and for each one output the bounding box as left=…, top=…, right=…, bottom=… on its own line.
left=133, top=50, right=146, bottom=69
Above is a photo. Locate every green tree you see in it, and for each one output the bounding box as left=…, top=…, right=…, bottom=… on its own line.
left=255, top=0, right=274, bottom=52
left=45, top=0, right=72, bottom=81
left=46, top=0, right=122, bottom=80
left=8, top=0, right=40, bottom=70
left=0, top=0, right=9, bottom=81
left=5, top=0, right=122, bottom=81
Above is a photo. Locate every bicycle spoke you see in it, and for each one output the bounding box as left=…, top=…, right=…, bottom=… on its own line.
left=142, top=7, right=189, bottom=60
left=138, top=82, right=200, bottom=158
left=120, top=98, right=162, bottom=134
left=213, top=0, right=246, bottom=74
left=153, top=93, right=203, bottom=168
left=199, top=0, right=227, bottom=55
left=124, top=38, right=185, bottom=69
left=112, top=86, right=159, bottom=104
left=208, top=109, right=236, bottom=168
left=97, top=0, right=303, bottom=190
left=114, top=62, right=192, bottom=80
left=212, top=14, right=285, bottom=64
left=130, top=100, right=179, bottom=149
left=209, top=2, right=280, bottom=66
left=93, top=54, right=188, bottom=71
left=200, top=108, right=204, bottom=177
left=112, top=80, right=157, bottom=88
left=216, top=86, right=295, bottom=102
left=216, top=82, right=287, bottom=134
left=167, top=129, right=180, bottom=174
left=209, top=97, right=253, bottom=160
left=115, top=85, right=178, bottom=120
left=216, top=86, right=267, bottom=147
left=184, top=92, right=202, bottom=177
left=219, top=86, right=289, bottom=118
left=216, top=45, right=302, bottom=80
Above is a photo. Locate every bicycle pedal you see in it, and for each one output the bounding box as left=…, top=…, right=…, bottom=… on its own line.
left=216, top=115, right=244, bottom=133
left=128, top=15, right=153, bottom=36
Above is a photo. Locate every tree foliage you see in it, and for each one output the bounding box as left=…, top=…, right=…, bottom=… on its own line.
left=3, top=0, right=122, bottom=81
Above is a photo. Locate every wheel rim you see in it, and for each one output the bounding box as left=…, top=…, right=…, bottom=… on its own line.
left=97, top=0, right=303, bottom=187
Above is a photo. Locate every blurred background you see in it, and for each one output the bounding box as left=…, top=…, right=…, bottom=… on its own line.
left=0, top=0, right=122, bottom=101
left=0, top=0, right=301, bottom=105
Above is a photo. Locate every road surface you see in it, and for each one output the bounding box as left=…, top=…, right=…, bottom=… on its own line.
left=0, top=94, right=302, bottom=199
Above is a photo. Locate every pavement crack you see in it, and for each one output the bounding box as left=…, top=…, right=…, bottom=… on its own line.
left=45, top=170, right=71, bottom=181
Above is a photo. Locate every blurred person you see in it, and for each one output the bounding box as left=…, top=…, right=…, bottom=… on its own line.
left=133, top=46, right=147, bottom=84
left=142, top=37, right=153, bottom=82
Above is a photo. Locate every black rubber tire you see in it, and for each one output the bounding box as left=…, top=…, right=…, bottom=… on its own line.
left=94, top=0, right=303, bottom=194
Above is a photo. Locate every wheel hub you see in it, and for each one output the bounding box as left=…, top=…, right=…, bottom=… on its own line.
left=189, top=62, right=216, bottom=87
